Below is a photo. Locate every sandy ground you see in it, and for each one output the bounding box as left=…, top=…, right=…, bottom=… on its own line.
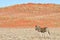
left=0, top=4, right=60, bottom=28
left=0, top=28, right=60, bottom=40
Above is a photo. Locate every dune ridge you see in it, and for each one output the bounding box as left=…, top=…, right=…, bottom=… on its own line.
left=0, top=3, right=60, bottom=28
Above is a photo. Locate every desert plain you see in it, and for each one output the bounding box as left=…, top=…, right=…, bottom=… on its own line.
left=0, top=3, right=60, bottom=40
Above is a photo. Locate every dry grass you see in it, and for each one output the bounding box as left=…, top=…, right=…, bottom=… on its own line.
left=0, top=28, right=60, bottom=40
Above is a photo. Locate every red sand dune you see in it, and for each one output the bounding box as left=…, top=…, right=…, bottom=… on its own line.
left=0, top=3, right=60, bottom=28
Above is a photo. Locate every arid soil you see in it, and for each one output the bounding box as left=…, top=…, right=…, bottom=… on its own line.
left=0, top=28, right=60, bottom=40
left=0, top=3, right=60, bottom=28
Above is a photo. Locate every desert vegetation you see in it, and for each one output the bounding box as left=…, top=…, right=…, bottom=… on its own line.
left=0, top=28, right=60, bottom=40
